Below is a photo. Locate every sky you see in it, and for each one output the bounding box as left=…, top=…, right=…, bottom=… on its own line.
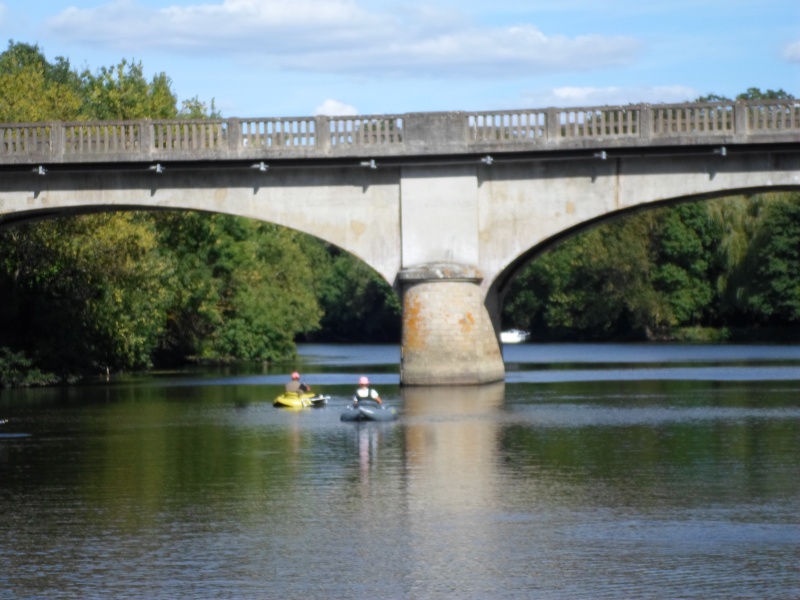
left=0, top=0, right=798, bottom=118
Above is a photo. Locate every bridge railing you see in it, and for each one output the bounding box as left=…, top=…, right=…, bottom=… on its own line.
left=469, top=110, right=547, bottom=142
left=328, top=115, right=404, bottom=146
left=557, top=107, right=641, bottom=138
left=0, top=99, right=797, bottom=163
left=150, top=120, right=228, bottom=152
left=649, top=102, right=735, bottom=135
left=238, top=117, right=315, bottom=149
left=63, top=122, right=144, bottom=155
left=745, top=100, right=800, bottom=132
left=0, top=123, right=55, bottom=156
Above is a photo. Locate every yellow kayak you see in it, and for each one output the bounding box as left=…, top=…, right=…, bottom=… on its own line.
left=273, top=392, right=329, bottom=409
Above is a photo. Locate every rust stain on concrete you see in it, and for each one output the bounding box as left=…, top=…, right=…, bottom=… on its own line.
left=215, top=188, right=227, bottom=202
left=350, top=220, right=366, bottom=237
left=459, top=311, right=475, bottom=333
left=566, top=200, right=575, bottom=215
left=403, top=294, right=427, bottom=350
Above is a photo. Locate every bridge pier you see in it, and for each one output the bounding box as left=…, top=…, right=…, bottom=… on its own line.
left=398, top=263, right=505, bottom=386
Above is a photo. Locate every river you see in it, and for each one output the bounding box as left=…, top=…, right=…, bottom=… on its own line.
left=1, top=343, right=798, bottom=599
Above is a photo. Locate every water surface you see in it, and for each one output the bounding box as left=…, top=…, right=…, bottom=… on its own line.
left=1, top=343, right=798, bottom=598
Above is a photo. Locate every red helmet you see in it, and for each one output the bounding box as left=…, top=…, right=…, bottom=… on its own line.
left=291, top=372, right=300, bottom=380
left=359, top=376, right=369, bottom=385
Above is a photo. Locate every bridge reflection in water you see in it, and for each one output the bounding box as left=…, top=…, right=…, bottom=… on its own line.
left=402, top=383, right=506, bottom=592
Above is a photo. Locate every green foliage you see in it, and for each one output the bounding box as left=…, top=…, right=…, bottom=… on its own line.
left=0, top=348, right=59, bottom=387
left=79, top=59, right=178, bottom=120
left=503, top=193, right=800, bottom=341
left=694, top=88, right=794, bottom=103
left=153, top=213, right=322, bottom=363
left=736, top=88, right=794, bottom=100
left=505, top=211, right=670, bottom=340
left=0, top=40, right=76, bottom=85
left=0, top=41, right=82, bottom=121
left=651, top=203, right=720, bottom=325
left=0, top=214, right=174, bottom=375
left=0, top=41, right=181, bottom=122
left=179, top=96, right=221, bottom=119
left=734, top=196, right=800, bottom=324
left=308, top=246, right=401, bottom=342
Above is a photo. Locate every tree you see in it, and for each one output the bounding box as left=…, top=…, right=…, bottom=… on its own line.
left=0, top=41, right=82, bottom=121
left=309, top=246, right=401, bottom=342
left=79, top=59, right=178, bottom=120
left=733, top=194, right=800, bottom=325
left=504, top=212, right=667, bottom=340
left=153, top=213, right=322, bottom=363
left=179, top=96, right=221, bottom=119
left=0, top=213, right=174, bottom=374
left=651, top=203, right=721, bottom=326
left=736, top=88, right=794, bottom=101
left=694, top=88, right=794, bottom=103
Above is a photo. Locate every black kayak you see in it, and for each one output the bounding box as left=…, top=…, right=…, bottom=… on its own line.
left=340, top=399, right=398, bottom=422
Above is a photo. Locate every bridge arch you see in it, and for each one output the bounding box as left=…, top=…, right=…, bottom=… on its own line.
left=487, top=185, right=800, bottom=342
left=478, top=150, right=800, bottom=309
left=0, top=166, right=403, bottom=287
left=0, top=200, right=404, bottom=373
left=488, top=182, right=800, bottom=307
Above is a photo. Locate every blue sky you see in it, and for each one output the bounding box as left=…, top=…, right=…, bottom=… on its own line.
left=1, top=0, right=797, bottom=118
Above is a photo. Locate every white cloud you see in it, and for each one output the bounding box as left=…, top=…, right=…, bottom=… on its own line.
left=289, top=28, right=641, bottom=78
left=314, top=99, right=359, bottom=116
left=783, top=40, right=800, bottom=64
left=45, top=0, right=642, bottom=78
left=518, top=85, right=698, bottom=108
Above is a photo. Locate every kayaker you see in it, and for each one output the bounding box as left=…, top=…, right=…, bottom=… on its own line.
left=354, top=376, right=382, bottom=404
left=285, top=372, right=311, bottom=394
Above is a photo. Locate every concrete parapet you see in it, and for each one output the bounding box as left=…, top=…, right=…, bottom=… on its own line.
left=399, top=263, right=505, bottom=386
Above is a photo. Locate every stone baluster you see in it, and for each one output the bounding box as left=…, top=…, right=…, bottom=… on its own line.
left=315, top=116, right=331, bottom=151
left=546, top=108, right=560, bottom=141
left=639, top=105, right=653, bottom=140
left=226, top=118, right=242, bottom=153
left=734, top=101, right=749, bottom=140
left=51, top=122, right=65, bottom=157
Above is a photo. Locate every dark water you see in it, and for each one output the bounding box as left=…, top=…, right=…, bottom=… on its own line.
left=1, top=343, right=798, bottom=599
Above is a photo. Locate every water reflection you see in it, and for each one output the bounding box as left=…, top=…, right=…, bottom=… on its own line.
left=402, top=383, right=505, bottom=595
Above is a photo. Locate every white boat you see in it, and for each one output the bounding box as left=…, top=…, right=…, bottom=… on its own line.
left=500, top=329, right=530, bottom=344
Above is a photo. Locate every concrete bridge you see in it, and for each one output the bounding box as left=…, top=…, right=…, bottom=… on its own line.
left=1, top=99, right=799, bottom=385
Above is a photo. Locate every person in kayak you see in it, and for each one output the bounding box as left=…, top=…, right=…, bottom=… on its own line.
left=285, top=372, right=311, bottom=394
left=354, top=376, right=382, bottom=404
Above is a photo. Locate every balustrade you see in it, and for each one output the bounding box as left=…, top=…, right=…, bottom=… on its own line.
left=555, top=107, right=640, bottom=138
left=328, top=115, right=404, bottom=146
left=1, top=99, right=797, bottom=163
left=64, top=122, right=142, bottom=154
left=239, top=118, right=316, bottom=148
left=746, top=100, right=800, bottom=131
left=469, top=111, right=546, bottom=142
left=151, top=120, right=227, bottom=151
left=650, top=102, right=735, bottom=135
left=0, top=123, right=53, bottom=156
